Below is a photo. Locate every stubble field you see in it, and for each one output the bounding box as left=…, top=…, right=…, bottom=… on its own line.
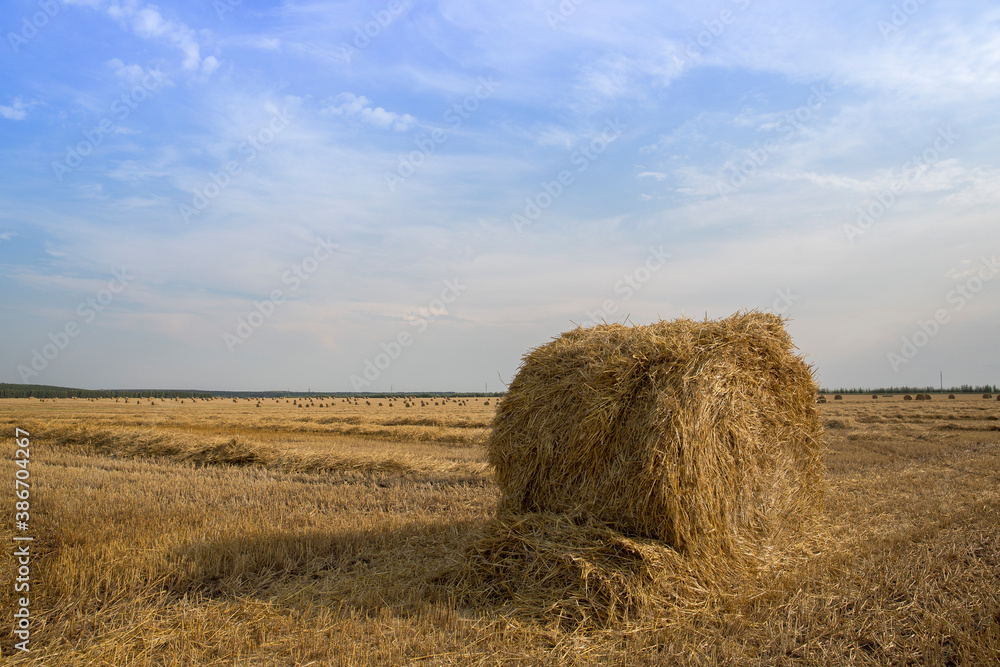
left=1, top=394, right=999, bottom=666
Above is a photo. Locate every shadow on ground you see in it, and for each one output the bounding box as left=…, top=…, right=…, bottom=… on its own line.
left=164, top=519, right=480, bottom=616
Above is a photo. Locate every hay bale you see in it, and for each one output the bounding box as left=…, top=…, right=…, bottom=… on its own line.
left=984, top=393, right=993, bottom=399
left=872, top=394, right=879, bottom=399
left=904, top=394, right=913, bottom=401
left=834, top=394, right=843, bottom=400
left=949, top=394, right=956, bottom=399
left=487, top=311, right=823, bottom=557
left=817, top=396, right=827, bottom=404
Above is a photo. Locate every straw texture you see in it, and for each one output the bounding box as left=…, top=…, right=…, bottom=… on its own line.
left=487, top=311, right=824, bottom=558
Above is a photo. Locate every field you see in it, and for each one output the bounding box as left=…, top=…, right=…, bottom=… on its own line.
left=2, top=394, right=999, bottom=665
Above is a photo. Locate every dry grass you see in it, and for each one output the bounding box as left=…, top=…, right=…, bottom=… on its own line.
left=1, top=394, right=999, bottom=665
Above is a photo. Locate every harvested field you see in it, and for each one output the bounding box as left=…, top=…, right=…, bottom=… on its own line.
left=2, top=394, right=999, bottom=665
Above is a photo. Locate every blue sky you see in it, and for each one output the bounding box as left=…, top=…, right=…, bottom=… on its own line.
left=1, top=0, right=998, bottom=392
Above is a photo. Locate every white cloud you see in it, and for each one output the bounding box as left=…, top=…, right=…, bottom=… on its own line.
left=244, top=37, right=281, bottom=51
left=201, top=55, right=220, bottom=75
left=321, top=93, right=416, bottom=131
left=132, top=5, right=201, bottom=70
left=0, top=98, right=29, bottom=121
left=108, top=58, right=145, bottom=82
left=82, top=1, right=211, bottom=72
left=769, top=171, right=872, bottom=193
left=940, top=166, right=1000, bottom=208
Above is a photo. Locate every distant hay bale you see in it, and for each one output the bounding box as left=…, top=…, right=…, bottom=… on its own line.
left=486, top=311, right=823, bottom=557
left=924, top=394, right=932, bottom=400
left=834, top=394, right=843, bottom=400
left=872, top=394, right=879, bottom=399
left=816, top=396, right=827, bottom=404
left=984, top=393, right=993, bottom=399
left=904, top=394, right=913, bottom=401
left=949, top=394, right=956, bottom=399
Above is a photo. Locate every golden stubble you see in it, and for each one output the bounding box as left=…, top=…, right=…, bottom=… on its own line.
left=1, top=393, right=998, bottom=665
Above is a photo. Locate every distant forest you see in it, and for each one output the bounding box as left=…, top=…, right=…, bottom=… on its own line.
left=2, top=382, right=997, bottom=400
left=0, top=383, right=505, bottom=399
left=820, top=385, right=998, bottom=395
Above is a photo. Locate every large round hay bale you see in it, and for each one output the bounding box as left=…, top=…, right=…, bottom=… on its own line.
left=487, top=311, right=823, bottom=557
left=904, top=394, right=913, bottom=401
